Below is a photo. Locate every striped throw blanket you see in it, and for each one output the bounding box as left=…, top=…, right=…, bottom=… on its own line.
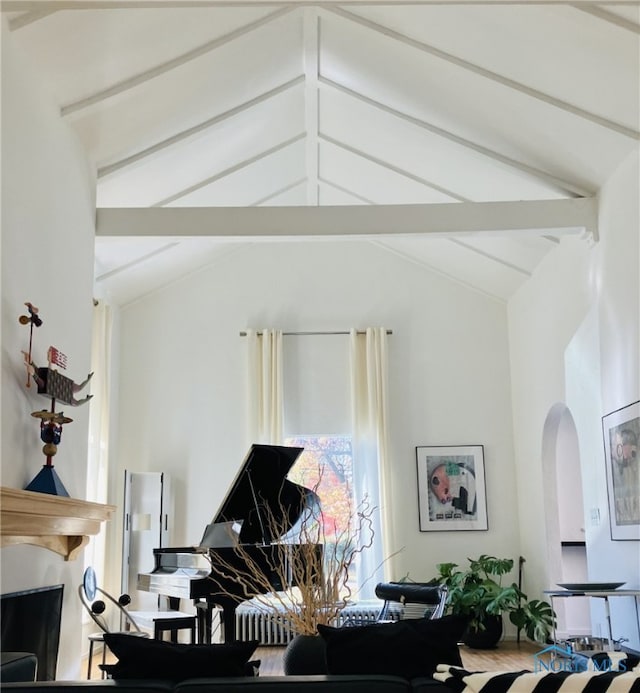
left=434, top=664, right=640, bottom=692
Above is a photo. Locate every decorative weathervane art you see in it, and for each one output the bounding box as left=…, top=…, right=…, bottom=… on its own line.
left=19, top=302, right=94, bottom=497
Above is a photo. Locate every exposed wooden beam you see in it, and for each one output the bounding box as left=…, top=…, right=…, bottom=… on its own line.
left=152, top=133, right=306, bottom=206
left=327, top=6, right=640, bottom=141
left=319, top=77, right=594, bottom=198
left=98, top=76, right=304, bottom=178
left=60, top=6, right=294, bottom=116
left=96, top=197, right=598, bottom=241
left=320, top=133, right=469, bottom=202
left=303, top=8, right=319, bottom=205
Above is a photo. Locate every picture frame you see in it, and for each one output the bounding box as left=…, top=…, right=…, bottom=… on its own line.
left=602, top=401, right=640, bottom=541
left=416, top=445, right=488, bottom=531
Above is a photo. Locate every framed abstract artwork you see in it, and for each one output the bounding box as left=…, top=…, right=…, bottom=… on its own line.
left=602, top=401, right=640, bottom=540
left=416, top=445, right=488, bottom=531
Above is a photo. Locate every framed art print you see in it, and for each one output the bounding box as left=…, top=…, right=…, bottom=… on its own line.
left=416, top=445, right=488, bottom=531
left=603, top=401, right=640, bottom=540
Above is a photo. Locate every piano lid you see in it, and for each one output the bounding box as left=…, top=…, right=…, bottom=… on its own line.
left=212, top=444, right=314, bottom=546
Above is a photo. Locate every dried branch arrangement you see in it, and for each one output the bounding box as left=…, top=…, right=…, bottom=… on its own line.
left=205, top=475, right=376, bottom=636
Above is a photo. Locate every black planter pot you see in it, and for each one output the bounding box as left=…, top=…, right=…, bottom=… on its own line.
left=462, top=615, right=503, bottom=649
left=282, top=634, right=328, bottom=675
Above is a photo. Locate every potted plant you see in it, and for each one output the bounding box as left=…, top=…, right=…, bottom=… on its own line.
left=205, top=472, right=380, bottom=673
left=433, top=554, right=555, bottom=649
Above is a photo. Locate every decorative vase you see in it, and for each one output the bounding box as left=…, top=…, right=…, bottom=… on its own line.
left=282, top=634, right=327, bottom=675
left=462, top=615, right=503, bottom=649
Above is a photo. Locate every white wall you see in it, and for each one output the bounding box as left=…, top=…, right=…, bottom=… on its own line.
left=113, top=239, right=522, bottom=602
left=1, top=19, right=96, bottom=679
left=509, top=149, right=640, bottom=648
left=587, top=150, right=640, bottom=646
left=507, top=236, right=593, bottom=599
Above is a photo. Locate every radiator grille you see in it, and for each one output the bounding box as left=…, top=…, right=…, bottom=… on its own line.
left=234, top=601, right=391, bottom=645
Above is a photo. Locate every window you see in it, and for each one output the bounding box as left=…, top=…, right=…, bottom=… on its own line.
left=281, top=333, right=385, bottom=600
left=286, top=435, right=363, bottom=596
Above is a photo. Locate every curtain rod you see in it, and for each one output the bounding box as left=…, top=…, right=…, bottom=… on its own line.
left=239, top=329, right=393, bottom=337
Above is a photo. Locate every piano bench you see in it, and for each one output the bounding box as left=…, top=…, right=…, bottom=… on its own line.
left=128, top=611, right=197, bottom=643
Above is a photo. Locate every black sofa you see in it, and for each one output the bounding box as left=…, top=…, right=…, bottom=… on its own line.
left=0, top=617, right=458, bottom=692
left=0, top=653, right=38, bottom=683
left=0, top=676, right=450, bottom=693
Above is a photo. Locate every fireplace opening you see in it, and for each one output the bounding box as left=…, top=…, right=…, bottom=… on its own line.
left=1, top=584, right=64, bottom=680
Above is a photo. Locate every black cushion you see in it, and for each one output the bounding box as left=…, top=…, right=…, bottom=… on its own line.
left=317, top=615, right=466, bottom=679
left=101, top=633, right=259, bottom=680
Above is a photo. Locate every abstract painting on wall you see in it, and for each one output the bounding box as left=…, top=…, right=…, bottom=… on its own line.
left=603, top=401, right=640, bottom=540
left=416, top=445, right=488, bottom=531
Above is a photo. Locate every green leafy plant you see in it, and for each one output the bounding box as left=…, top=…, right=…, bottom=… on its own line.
left=433, top=554, right=555, bottom=644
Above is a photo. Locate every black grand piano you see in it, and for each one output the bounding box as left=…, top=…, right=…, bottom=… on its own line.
left=137, top=444, right=323, bottom=643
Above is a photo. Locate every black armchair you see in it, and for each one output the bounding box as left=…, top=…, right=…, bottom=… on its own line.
left=374, top=582, right=448, bottom=621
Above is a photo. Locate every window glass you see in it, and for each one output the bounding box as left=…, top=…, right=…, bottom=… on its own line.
left=286, top=435, right=360, bottom=596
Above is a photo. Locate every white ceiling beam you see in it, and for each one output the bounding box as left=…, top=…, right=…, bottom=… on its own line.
left=449, top=238, right=530, bottom=276
left=8, top=8, right=58, bottom=28
left=303, top=8, right=319, bottom=205
left=320, top=133, right=469, bottom=202
left=327, top=6, right=640, bottom=141
left=572, top=4, right=640, bottom=33
left=2, top=1, right=635, bottom=8
left=320, top=178, right=375, bottom=204
left=96, top=197, right=598, bottom=241
left=60, top=6, right=294, bottom=116
left=318, top=178, right=538, bottom=271
left=320, top=77, right=593, bottom=198
left=370, top=238, right=506, bottom=303
left=152, top=133, right=306, bottom=205
left=320, top=177, right=560, bottom=251
left=98, top=75, right=304, bottom=178
left=251, top=177, right=306, bottom=205
left=95, top=242, right=179, bottom=282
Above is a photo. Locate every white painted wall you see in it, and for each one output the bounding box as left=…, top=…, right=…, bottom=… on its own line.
left=112, top=239, right=521, bottom=604
left=1, top=18, right=97, bottom=680
left=586, top=150, right=640, bottom=647
left=509, top=150, right=640, bottom=648
left=508, top=236, right=593, bottom=601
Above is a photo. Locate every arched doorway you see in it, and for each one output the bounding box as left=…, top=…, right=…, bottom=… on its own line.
left=541, top=403, right=590, bottom=639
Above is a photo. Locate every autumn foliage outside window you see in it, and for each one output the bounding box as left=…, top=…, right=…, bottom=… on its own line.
left=286, top=436, right=359, bottom=595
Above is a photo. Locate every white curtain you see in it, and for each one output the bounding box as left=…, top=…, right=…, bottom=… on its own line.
left=246, top=329, right=284, bottom=444
left=84, top=302, right=113, bottom=584
left=350, top=327, right=395, bottom=598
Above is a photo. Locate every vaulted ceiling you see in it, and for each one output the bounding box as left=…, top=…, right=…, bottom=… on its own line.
left=3, top=1, right=639, bottom=305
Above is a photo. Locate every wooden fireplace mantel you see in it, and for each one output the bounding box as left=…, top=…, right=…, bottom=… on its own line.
left=0, top=486, right=116, bottom=561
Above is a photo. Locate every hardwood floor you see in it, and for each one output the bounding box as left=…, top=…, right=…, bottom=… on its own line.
left=85, top=639, right=540, bottom=680
left=459, top=640, right=541, bottom=672
left=254, top=640, right=541, bottom=676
